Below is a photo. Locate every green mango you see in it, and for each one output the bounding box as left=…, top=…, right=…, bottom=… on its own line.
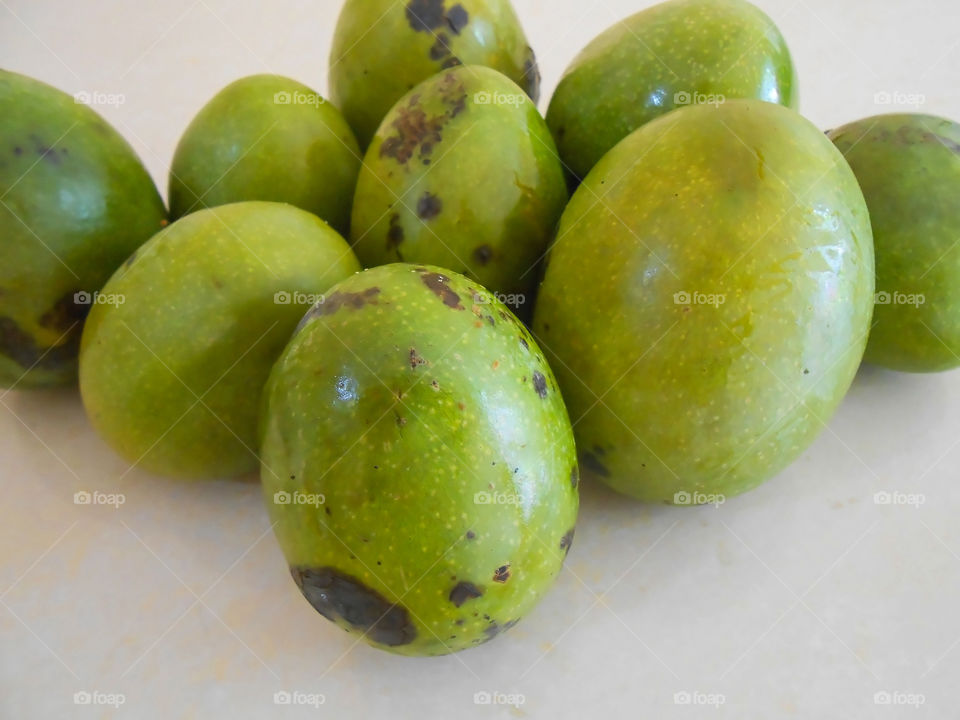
left=546, top=0, right=798, bottom=182
left=168, top=75, right=360, bottom=236
left=79, top=202, right=360, bottom=479
left=533, top=100, right=874, bottom=503
left=0, top=70, right=167, bottom=389
left=350, top=66, right=567, bottom=320
left=260, top=264, right=578, bottom=655
left=330, top=0, right=539, bottom=149
left=829, top=114, right=960, bottom=372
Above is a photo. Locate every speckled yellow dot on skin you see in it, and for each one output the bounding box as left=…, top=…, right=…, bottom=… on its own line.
left=260, top=264, right=578, bottom=656
left=546, top=0, right=797, bottom=182
left=78, top=202, right=361, bottom=479
left=534, top=100, right=874, bottom=504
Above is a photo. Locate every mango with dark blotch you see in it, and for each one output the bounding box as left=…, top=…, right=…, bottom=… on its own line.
left=330, top=0, right=540, bottom=149
left=0, top=69, right=167, bottom=389
left=534, top=101, right=874, bottom=503
left=350, top=66, right=567, bottom=319
left=260, top=264, right=578, bottom=655
left=168, top=75, right=360, bottom=236
left=829, top=114, right=960, bottom=372
left=79, top=202, right=360, bottom=479
left=546, top=0, right=797, bottom=182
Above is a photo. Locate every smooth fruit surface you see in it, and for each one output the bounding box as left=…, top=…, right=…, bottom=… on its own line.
left=79, top=202, right=360, bottom=479
left=260, top=264, right=578, bottom=655
left=829, top=114, right=960, bottom=372
left=533, top=100, right=874, bottom=503
left=350, top=66, right=567, bottom=318
left=0, top=69, right=167, bottom=389
left=546, top=0, right=797, bottom=182
left=169, top=74, right=360, bottom=235
left=330, top=0, right=539, bottom=149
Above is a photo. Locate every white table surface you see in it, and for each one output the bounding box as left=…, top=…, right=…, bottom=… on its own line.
left=2, top=1, right=960, bottom=718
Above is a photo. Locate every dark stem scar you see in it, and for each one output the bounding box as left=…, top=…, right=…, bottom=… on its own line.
left=472, top=244, right=493, bottom=266
left=409, top=347, right=428, bottom=369
left=421, top=272, right=463, bottom=309
left=532, top=371, right=548, bottom=398
left=492, top=564, right=510, bottom=583
left=449, top=581, right=484, bottom=607
left=290, top=566, right=416, bottom=646
left=580, top=451, right=610, bottom=478
left=416, top=192, right=443, bottom=219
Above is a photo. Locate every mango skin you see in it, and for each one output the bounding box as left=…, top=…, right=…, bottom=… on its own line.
left=260, top=264, right=578, bottom=655
left=829, top=114, right=960, bottom=373
left=533, top=100, right=874, bottom=503
left=168, top=75, right=360, bottom=236
left=330, top=0, right=540, bottom=149
left=79, top=202, right=360, bottom=479
left=0, top=70, right=167, bottom=389
left=546, top=0, right=798, bottom=182
left=350, top=66, right=567, bottom=319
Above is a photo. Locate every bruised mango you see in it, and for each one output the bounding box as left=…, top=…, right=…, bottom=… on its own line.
left=330, top=0, right=540, bottom=149
left=260, top=264, right=578, bottom=655
left=350, top=66, right=566, bottom=319
left=534, top=100, right=874, bottom=503
left=0, top=70, right=166, bottom=389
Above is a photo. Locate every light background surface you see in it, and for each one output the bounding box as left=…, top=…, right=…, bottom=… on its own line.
left=2, top=0, right=959, bottom=718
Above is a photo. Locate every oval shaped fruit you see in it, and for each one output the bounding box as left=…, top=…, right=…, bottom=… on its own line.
left=330, top=0, right=540, bottom=149
left=829, top=114, right=960, bottom=372
left=546, top=0, right=797, bottom=182
left=260, top=264, right=578, bottom=655
left=533, top=100, right=874, bottom=503
left=350, top=66, right=567, bottom=319
left=168, top=75, right=360, bottom=235
left=0, top=70, right=167, bottom=389
left=79, top=202, right=360, bottom=479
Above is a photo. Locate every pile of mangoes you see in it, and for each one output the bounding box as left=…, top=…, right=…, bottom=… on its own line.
left=2, top=0, right=958, bottom=656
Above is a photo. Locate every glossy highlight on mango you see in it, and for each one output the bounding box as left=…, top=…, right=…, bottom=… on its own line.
left=534, top=100, right=874, bottom=503
left=260, top=264, right=578, bottom=655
